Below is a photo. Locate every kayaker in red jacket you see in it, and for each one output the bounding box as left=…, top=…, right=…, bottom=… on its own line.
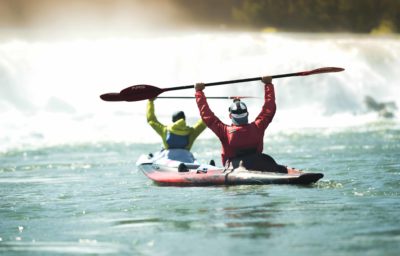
left=195, top=76, right=288, bottom=173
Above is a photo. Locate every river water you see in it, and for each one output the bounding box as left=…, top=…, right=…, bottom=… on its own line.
left=1, top=32, right=400, bottom=255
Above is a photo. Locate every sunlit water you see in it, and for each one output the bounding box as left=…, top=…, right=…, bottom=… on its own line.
left=1, top=32, right=400, bottom=255
left=1, top=123, right=400, bottom=255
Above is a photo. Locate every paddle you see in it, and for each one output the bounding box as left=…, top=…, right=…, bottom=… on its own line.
left=100, top=67, right=344, bottom=102
left=99, top=93, right=259, bottom=101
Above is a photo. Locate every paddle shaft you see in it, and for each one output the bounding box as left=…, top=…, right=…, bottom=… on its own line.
left=162, top=71, right=306, bottom=92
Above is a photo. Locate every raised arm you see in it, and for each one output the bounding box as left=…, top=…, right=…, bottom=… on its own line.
left=254, top=76, right=277, bottom=130
left=195, top=83, right=227, bottom=141
left=191, top=119, right=207, bottom=139
left=147, top=99, right=166, bottom=136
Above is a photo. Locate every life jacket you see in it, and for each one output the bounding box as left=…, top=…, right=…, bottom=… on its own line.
left=166, top=131, right=189, bottom=149
left=225, top=124, right=264, bottom=160
left=165, top=119, right=191, bottom=149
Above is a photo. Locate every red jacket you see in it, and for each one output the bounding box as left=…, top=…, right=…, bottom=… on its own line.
left=195, top=83, right=276, bottom=165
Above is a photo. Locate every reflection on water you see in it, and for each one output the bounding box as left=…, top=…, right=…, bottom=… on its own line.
left=113, top=218, right=162, bottom=229
left=0, top=241, right=125, bottom=254
left=108, top=198, right=287, bottom=239
left=219, top=203, right=286, bottom=238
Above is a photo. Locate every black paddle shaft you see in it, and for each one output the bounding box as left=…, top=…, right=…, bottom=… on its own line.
left=162, top=67, right=344, bottom=92
left=162, top=73, right=301, bottom=92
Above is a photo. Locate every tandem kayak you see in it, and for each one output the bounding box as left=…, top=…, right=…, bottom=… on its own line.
left=136, top=149, right=323, bottom=186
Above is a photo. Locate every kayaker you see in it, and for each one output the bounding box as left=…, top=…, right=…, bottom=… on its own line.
left=194, top=76, right=288, bottom=173
left=146, top=99, right=207, bottom=162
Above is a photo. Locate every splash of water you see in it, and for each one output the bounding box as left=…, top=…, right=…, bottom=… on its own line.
left=0, top=33, right=399, bottom=151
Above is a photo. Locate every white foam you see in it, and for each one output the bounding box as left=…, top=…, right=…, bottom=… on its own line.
left=1, top=33, right=399, bottom=151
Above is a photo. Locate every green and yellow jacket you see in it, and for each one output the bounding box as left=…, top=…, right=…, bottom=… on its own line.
left=147, top=100, right=206, bottom=150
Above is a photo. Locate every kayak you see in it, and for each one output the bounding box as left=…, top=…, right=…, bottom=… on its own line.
left=136, top=149, right=323, bottom=186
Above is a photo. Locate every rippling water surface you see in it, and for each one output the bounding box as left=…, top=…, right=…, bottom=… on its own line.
left=1, top=123, right=399, bottom=256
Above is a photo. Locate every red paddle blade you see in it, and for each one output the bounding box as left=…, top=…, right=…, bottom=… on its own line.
left=120, top=84, right=164, bottom=101
left=100, top=92, right=125, bottom=101
left=300, top=67, right=345, bottom=76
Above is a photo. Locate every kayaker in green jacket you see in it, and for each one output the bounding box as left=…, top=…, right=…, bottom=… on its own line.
left=147, top=99, right=207, bottom=151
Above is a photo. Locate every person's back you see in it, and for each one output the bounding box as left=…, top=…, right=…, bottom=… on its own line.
left=146, top=99, right=206, bottom=152
left=194, top=76, right=276, bottom=166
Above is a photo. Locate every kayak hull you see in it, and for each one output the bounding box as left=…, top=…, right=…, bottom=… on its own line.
left=136, top=153, right=323, bottom=186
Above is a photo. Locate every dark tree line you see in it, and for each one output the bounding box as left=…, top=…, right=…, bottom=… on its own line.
left=172, top=0, right=400, bottom=33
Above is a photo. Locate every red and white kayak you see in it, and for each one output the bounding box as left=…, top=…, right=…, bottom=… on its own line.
left=136, top=150, right=323, bottom=186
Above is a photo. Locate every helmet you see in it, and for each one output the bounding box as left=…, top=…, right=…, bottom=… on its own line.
left=229, top=99, right=248, bottom=125
left=172, top=111, right=185, bottom=122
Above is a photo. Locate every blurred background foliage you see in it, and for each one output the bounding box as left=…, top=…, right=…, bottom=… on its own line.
left=0, top=0, right=398, bottom=34
left=172, top=0, right=400, bottom=33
